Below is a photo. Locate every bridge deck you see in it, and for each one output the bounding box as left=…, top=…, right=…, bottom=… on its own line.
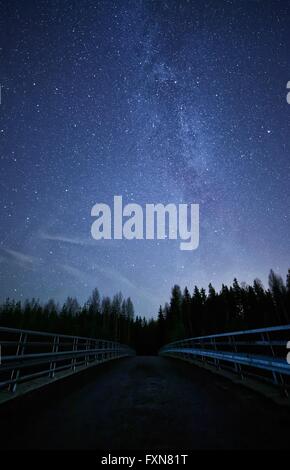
left=1, top=356, right=290, bottom=450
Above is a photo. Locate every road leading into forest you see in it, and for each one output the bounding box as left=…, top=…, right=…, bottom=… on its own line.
left=1, top=356, right=290, bottom=449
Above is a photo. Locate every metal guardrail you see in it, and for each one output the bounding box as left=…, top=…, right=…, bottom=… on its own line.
left=159, top=324, right=290, bottom=395
left=0, top=326, right=135, bottom=393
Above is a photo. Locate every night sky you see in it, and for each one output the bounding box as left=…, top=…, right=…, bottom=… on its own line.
left=1, top=0, right=290, bottom=316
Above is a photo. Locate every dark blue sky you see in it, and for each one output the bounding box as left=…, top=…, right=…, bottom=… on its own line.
left=1, top=0, right=290, bottom=316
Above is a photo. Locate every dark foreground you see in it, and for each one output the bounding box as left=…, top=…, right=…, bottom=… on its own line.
left=1, top=356, right=290, bottom=450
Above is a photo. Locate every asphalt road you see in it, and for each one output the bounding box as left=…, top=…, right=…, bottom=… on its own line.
left=1, top=356, right=290, bottom=449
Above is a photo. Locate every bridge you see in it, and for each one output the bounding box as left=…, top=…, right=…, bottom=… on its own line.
left=0, top=325, right=290, bottom=450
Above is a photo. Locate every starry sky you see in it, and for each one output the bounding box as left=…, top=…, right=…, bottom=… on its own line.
left=1, top=0, right=290, bottom=316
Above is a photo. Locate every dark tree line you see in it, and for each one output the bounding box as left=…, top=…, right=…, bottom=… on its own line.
left=0, top=269, right=289, bottom=354
left=0, top=289, right=135, bottom=346
left=155, top=269, right=290, bottom=350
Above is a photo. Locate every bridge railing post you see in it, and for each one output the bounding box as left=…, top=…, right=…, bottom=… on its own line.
left=262, top=330, right=288, bottom=397
left=211, top=337, right=220, bottom=369
left=9, top=331, right=28, bottom=392
left=229, top=334, right=243, bottom=379
left=71, top=337, right=78, bottom=372
left=200, top=338, right=206, bottom=363
left=85, top=339, right=89, bottom=366
left=49, top=334, right=59, bottom=378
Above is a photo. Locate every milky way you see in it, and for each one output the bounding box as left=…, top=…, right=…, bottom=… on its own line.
left=1, top=0, right=290, bottom=315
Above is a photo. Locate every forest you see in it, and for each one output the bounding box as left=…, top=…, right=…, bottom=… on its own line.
left=0, top=269, right=289, bottom=354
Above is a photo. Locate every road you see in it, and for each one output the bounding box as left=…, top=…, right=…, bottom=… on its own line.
left=1, top=356, right=290, bottom=449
